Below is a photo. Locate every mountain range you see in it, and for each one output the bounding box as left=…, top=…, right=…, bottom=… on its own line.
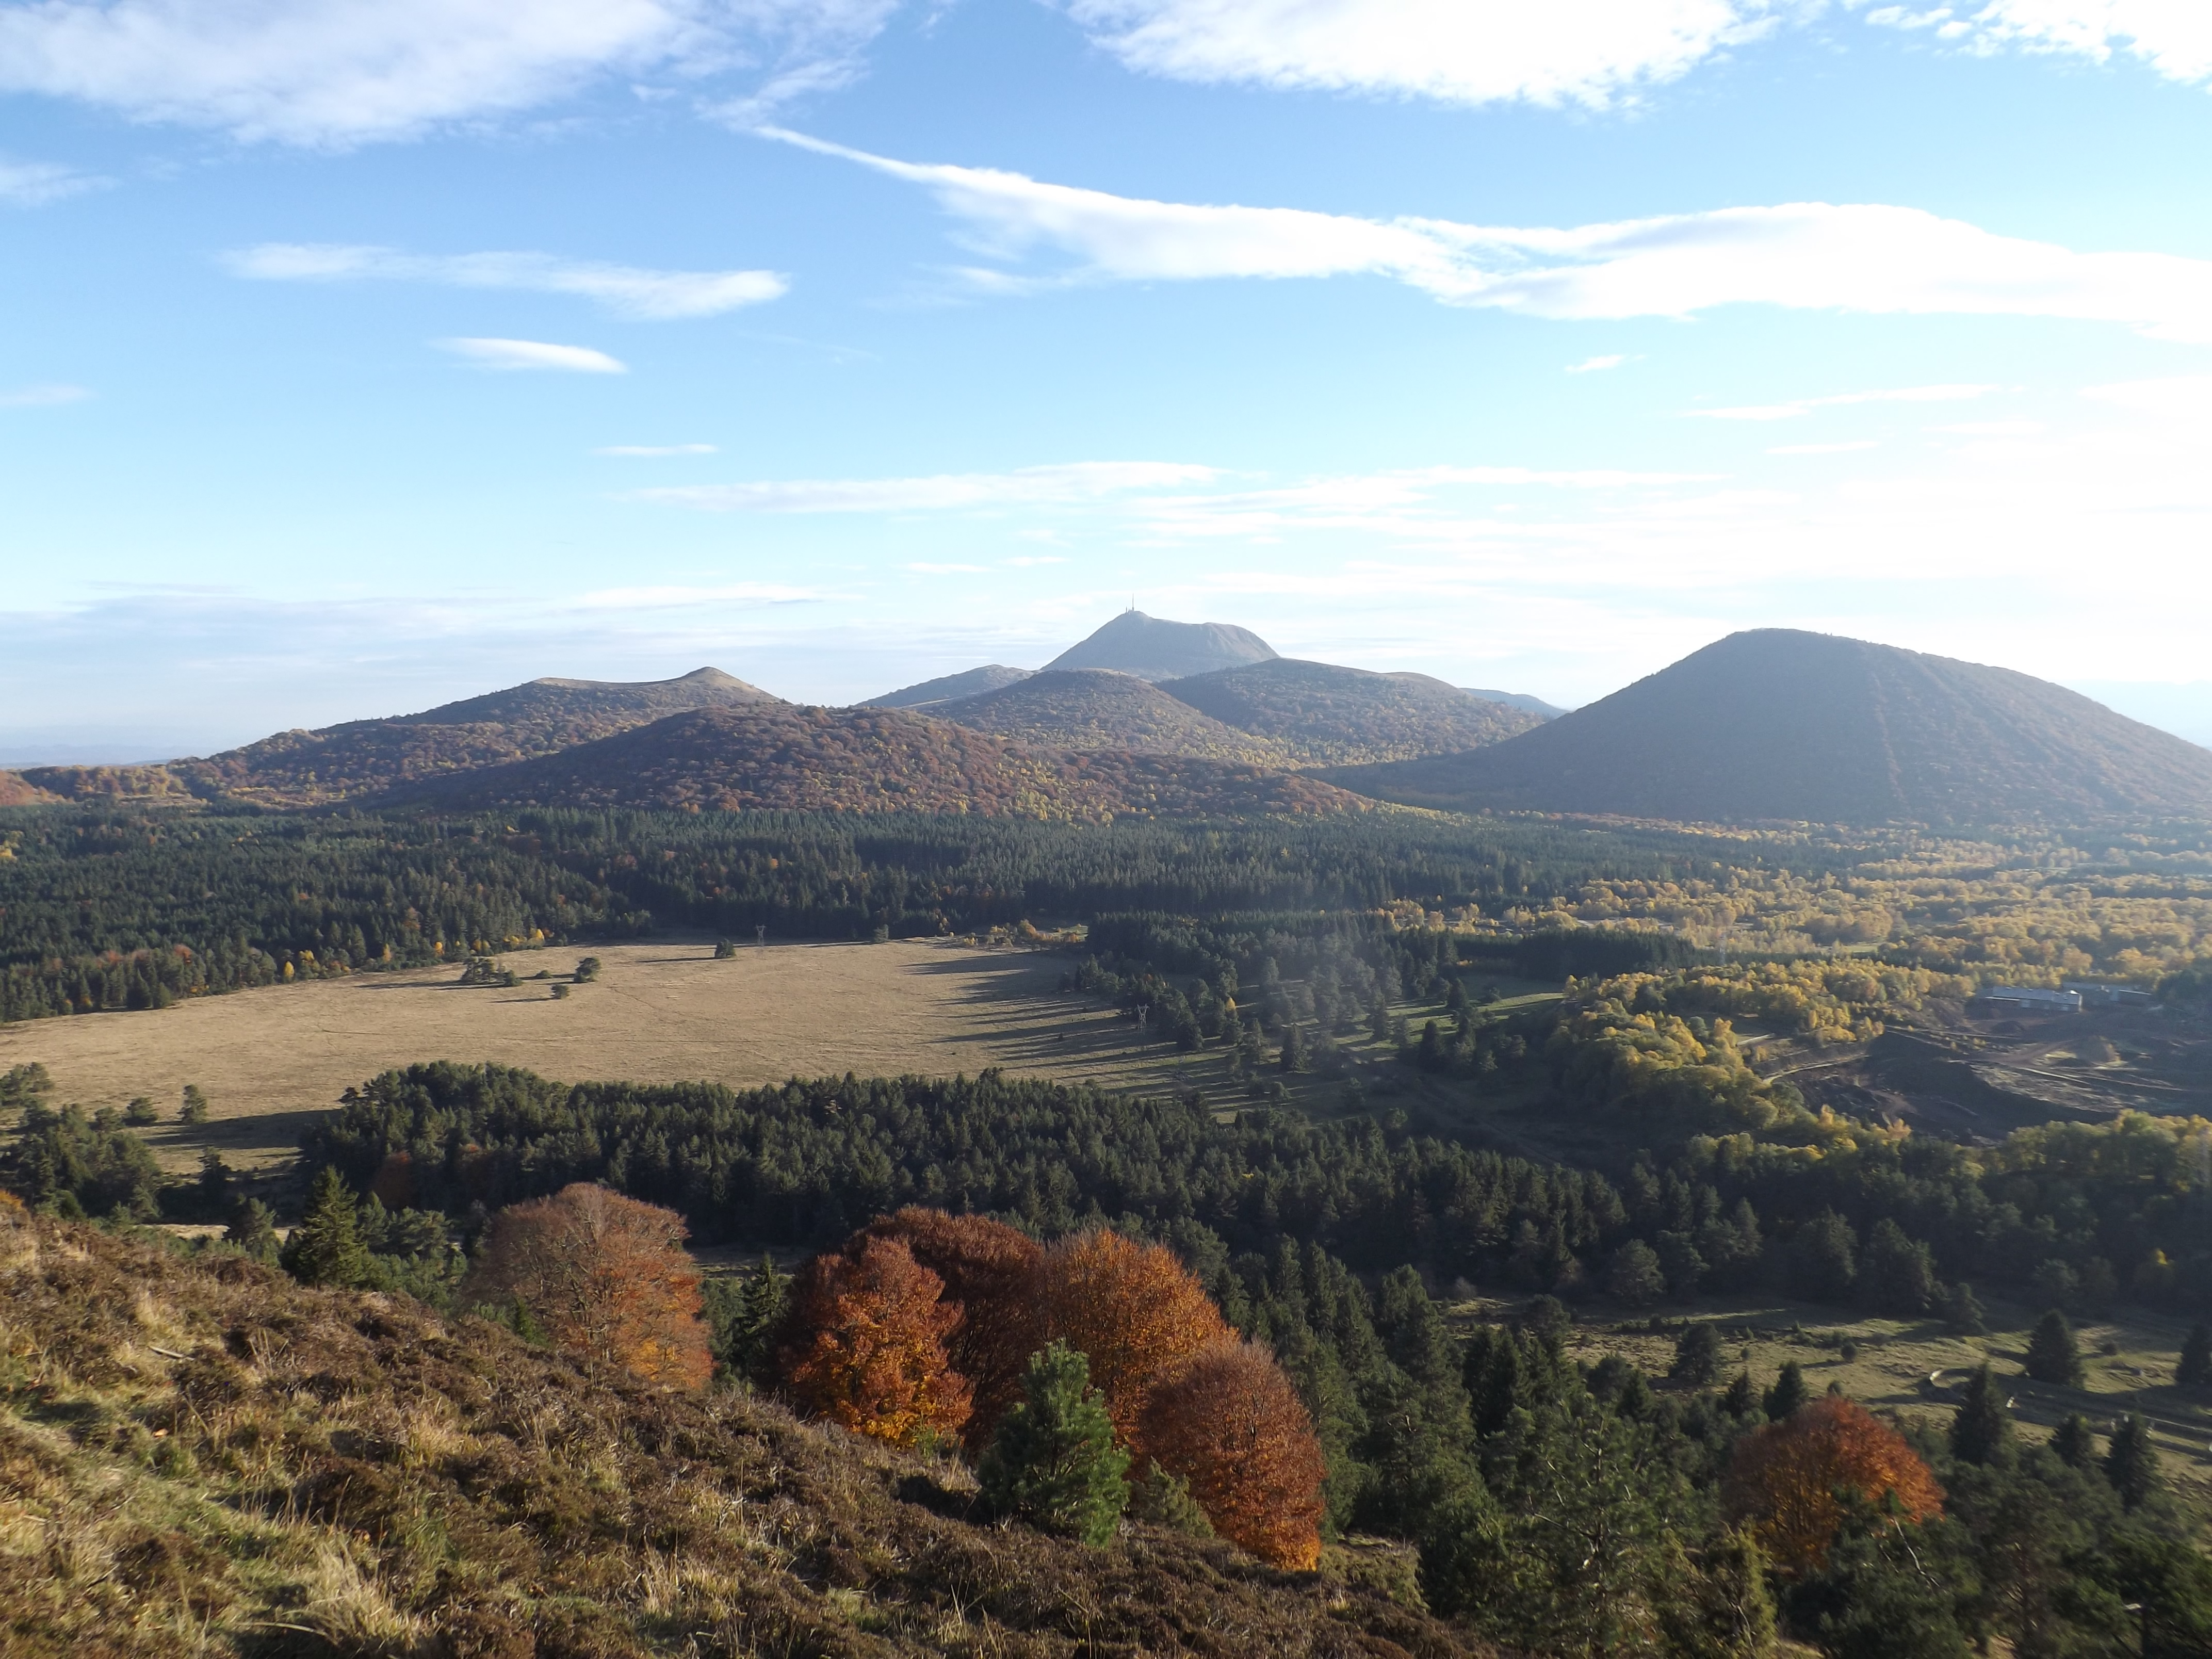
left=6, top=618, right=2206, bottom=828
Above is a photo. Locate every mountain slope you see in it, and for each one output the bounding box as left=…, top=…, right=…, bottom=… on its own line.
left=0, top=771, right=61, bottom=806
left=0, top=1201, right=1472, bottom=1658
left=1327, top=629, right=2212, bottom=825
left=1044, top=610, right=1278, bottom=681
left=864, top=664, right=1035, bottom=709
left=936, top=669, right=1290, bottom=763
left=1163, top=659, right=1543, bottom=765
left=24, top=668, right=785, bottom=809
left=1462, top=688, right=1566, bottom=720
left=393, top=704, right=1363, bottom=819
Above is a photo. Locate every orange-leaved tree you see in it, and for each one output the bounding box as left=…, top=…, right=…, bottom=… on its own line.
left=465, top=1182, right=712, bottom=1389
left=1140, top=1338, right=1328, bottom=1571
left=1035, top=1229, right=1231, bottom=1446
left=853, top=1208, right=1042, bottom=1449
left=1721, top=1394, right=1944, bottom=1574
left=782, top=1235, right=973, bottom=1447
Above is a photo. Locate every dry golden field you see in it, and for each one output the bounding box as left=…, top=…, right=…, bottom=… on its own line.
left=0, top=939, right=1231, bottom=1174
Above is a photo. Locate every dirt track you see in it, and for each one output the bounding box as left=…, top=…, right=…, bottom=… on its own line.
left=0, top=940, right=1191, bottom=1172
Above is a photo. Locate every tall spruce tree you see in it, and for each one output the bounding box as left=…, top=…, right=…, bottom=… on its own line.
left=1763, top=1360, right=1808, bottom=1421
left=2179, top=1322, right=2212, bottom=1388
left=2105, top=1412, right=2163, bottom=1510
left=2051, top=1413, right=2099, bottom=1470
left=2024, top=1310, right=2085, bottom=1387
left=1948, top=1363, right=2013, bottom=1466
left=282, top=1166, right=372, bottom=1288
left=978, top=1342, right=1130, bottom=1546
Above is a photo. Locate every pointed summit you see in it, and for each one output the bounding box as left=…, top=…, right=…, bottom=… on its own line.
left=1044, top=611, right=1277, bottom=682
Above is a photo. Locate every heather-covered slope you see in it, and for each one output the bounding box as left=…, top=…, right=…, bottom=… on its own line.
left=1044, top=611, right=1277, bottom=681
left=864, top=664, right=1035, bottom=709
left=936, top=669, right=1290, bottom=763
left=393, top=704, right=1364, bottom=820
left=0, top=1201, right=1471, bottom=1657
left=1328, top=629, right=2212, bottom=826
left=1163, top=659, right=1542, bottom=766
left=0, top=771, right=60, bottom=807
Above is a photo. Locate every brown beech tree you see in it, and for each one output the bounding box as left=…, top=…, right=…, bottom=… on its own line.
left=782, top=1235, right=973, bottom=1447
left=466, top=1183, right=711, bottom=1389
left=1035, top=1229, right=1231, bottom=1446
left=1722, top=1394, right=1944, bottom=1574
left=1140, top=1339, right=1328, bottom=1571
left=853, top=1208, right=1043, bottom=1448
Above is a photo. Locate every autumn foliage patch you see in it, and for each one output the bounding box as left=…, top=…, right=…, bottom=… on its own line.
left=1721, top=1394, right=1944, bottom=1574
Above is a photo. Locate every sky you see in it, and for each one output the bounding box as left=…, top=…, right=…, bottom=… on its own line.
left=3, top=0, right=2211, bottom=761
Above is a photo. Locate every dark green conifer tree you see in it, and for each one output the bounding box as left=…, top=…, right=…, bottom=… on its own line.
left=1671, top=1323, right=1722, bottom=1389
left=224, top=1196, right=279, bottom=1261
left=1948, top=1363, right=2013, bottom=1466
left=2178, top=1322, right=2212, bottom=1388
left=1763, top=1360, right=1808, bottom=1421
left=978, top=1342, right=1130, bottom=1546
left=2025, top=1309, right=2085, bottom=1387
left=281, top=1166, right=372, bottom=1288
left=2104, top=1412, right=2162, bottom=1510
left=2051, top=1413, right=2098, bottom=1470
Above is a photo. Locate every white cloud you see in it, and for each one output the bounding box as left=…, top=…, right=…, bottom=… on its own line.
left=0, top=155, right=101, bottom=205
left=0, top=383, right=92, bottom=407
left=1689, top=383, right=2000, bottom=420
left=440, top=337, right=627, bottom=373
left=771, top=132, right=2212, bottom=343
left=596, top=443, right=720, bottom=456
left=0, top=0, right=900, bottom=146
left=1063, top=0, right=1781, bottom=108
left=1868, top=1, right=2212, bottom=87
left=2083, top=373, right=2212, bottom=415
left=639, top=460, right=1219, bottom=512
left=576, top=581, right=820, bottom=607
left=1768, top=440, right=1880, bottom=453
left=1567, top=354, right=1628, bottom=373
left=229, top=244, right=785, bottom=318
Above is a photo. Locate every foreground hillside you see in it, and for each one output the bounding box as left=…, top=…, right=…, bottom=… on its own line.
left=0, top=1201, right=1467, bottom=1657
left=393, top=705, right=1365, bottom=819
left=1162, top=660, right=1542, bottom=766
left=25, top=668, right=780, bottom=810
left=1330, top=629, right=2212, bottom=826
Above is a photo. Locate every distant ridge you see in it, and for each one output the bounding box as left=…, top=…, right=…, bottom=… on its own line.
left=1462, top=688, right=1566, bottom=720
left=0, top=770, right=61, bottom=807
left=1328, top=629, right=2212, bottom=826
left=392, top=704, right=1364, bottom=820
left=1163, top=659, right=1542, bottom=766
left=1045, top=610, right=1277, bottom=682
left=863, top=665, right=1034, bottom=710
left=934, top=669, right=1287, bottom=764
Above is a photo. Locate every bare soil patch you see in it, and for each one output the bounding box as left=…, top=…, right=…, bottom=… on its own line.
left=0, top=940, right=1208, bottom=1173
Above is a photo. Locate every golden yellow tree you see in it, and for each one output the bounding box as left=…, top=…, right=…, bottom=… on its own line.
left=1034, top=1229, right=1231, bottom=1446
left=783, top=1235, right=973, bottom=1447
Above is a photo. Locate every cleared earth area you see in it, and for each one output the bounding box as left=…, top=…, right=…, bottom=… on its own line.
left=0, top=939, right=1204, bottom=1173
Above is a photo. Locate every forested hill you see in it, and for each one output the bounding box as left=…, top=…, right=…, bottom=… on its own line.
left=1044, top=610, right=1278, bottom=680
left=387, top=704, right=1365, bottom=820
left=934, top=669, right=1290, bottom=763
left=0, top=771, right=59, bottom=806
left=864, top=664, right=1034, bottom=708
left=1327, top=629, right=2212, bottom=827
left=23, top=666, right=782, bottom=810
left=1163, top=658, right=1543, bottom=766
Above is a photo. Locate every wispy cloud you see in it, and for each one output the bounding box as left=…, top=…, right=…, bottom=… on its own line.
left=639, top=460, right=1220, bottom=512
left=1064, top=0, right=1782, bottom=108
left=0, top=383, right=93, bottom=408
left=440, top=337, right=627, bottom=373
left=768, top=131, right=2212, bottom=343
left=576, top=581, right=821, bottom=608
left=0, top=0, right=902, bottom=146
left=596, top=443, right=719, bottom=456
left=1688, top=383, right=2000, bottom=421
left=907, top=562, right=987, bottom=574
left=229, top=244, right=786, bottom=318
left=1567, top=354, right=1628, bottom=373
left=0, top=155, right=102, bottom=206
left=1867, top=2, right=2212, bottom=87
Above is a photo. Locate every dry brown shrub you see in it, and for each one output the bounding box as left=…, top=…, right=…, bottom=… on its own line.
left=464, top=1182, right=711, bottom=1389
left=1139, top=1338, right=1327, bottom=1571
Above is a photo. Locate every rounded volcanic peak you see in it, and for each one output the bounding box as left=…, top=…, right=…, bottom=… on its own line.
left=1044, top=610, right=1277, bottom=682
left=861, top=664, right=1035, bottom=710
left=401, top=665, right=779, bottom=725
left=1324, top=628, right=2212, bottom=827
left=935, top=668, right=1290, bottom=764
left=1164, top=657, right=1543, bottom=765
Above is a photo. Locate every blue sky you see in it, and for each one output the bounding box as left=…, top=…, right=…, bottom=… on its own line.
left=4, top=0, right=2210, bottom=760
